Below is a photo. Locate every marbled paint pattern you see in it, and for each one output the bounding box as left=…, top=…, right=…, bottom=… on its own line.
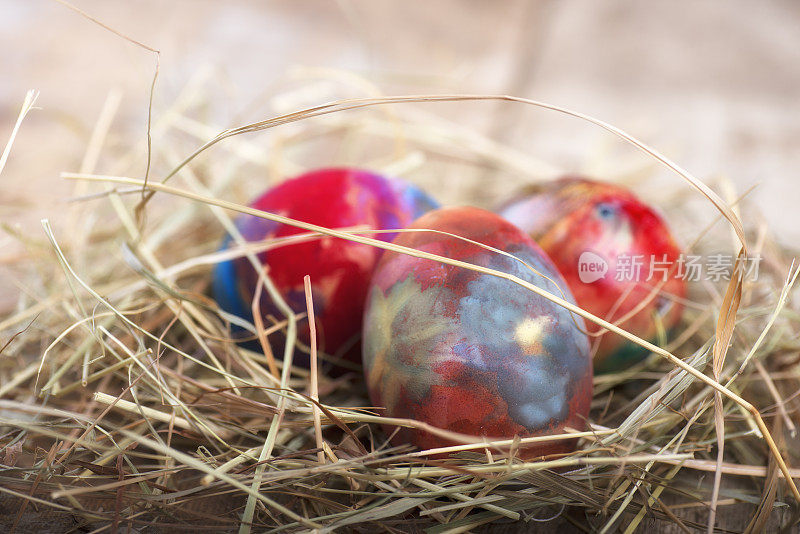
left=363, top=207, right=592, bottom=456
left=500, top=177, right=687, bottom=373
left=212, top=167, right=439, bottom=364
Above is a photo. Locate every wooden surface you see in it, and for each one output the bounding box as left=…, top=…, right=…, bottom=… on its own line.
left=3, top=0, right=800, bottom=244
left=1, top=492, right=797, bottom=533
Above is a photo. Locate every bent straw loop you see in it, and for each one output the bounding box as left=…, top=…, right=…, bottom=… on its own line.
left=140, top=94, right=747, bottom=253
left=63, top=173, right=799, bottom=504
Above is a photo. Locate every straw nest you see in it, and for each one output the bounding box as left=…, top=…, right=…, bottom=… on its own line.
left=1, top=70, right=799, bottom=534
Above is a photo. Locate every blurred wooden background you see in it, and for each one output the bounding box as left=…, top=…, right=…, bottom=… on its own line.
left=2, top=0, right=799, bottom=239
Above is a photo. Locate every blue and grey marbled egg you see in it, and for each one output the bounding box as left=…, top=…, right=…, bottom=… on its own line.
left=362, top=206, right=592, bottom=456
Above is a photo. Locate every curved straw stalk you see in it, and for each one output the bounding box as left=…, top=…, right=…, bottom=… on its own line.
left=135, top=94, right=746, bottom=249
left=64, top=173, right=800, bottom=504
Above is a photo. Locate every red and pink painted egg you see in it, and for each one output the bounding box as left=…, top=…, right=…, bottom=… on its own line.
left=499, top=177, right=687, bottom=373
left=362, top=207, right=592, bottom=457
left=212, top=167, right=438, bottom=366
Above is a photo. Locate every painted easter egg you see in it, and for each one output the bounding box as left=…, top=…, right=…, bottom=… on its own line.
left=362, top=207, right=592, bottom=457
left=212, top=167, right=439, bottom=365
left=499, top=176, right=687, bottom=373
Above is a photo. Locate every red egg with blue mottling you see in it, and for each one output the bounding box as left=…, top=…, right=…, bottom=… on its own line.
left=212, top=168, right=438, bottom=365
left=362, top=207, right=592, bottom=457
left=499, top=177, right=687, bottom=373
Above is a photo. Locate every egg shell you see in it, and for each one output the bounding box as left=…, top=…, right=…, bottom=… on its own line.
left=212, top=167, right=439, bottom=365
left=362, top=206, right=592, bottom=457
left=499, top=177, right=687, bottom=373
